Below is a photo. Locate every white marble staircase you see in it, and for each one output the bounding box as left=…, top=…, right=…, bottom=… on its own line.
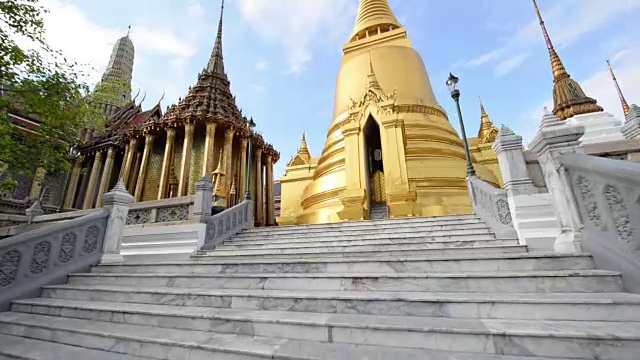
left=1, top=214, right=640, bottom=359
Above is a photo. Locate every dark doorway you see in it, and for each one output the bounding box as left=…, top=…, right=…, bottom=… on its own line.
left=363, top=117, right=385, bottom=205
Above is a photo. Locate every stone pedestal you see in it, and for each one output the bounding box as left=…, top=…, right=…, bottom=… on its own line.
left=100, top=179, right=136, bottom=264
left=194, top=177, right=213, bottom=223
left=621, top=104, right=640, bottom=140
left=386, top=189, right=418, bottom=218
left=492, top=126, right=536, bottom=196
left=565, top=111, right=623, bottom=145
left=529, top=112, right=586, bottom=253
left=337, top=188, right=366, bottom=221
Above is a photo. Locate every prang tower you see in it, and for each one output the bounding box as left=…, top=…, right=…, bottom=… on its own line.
left=284, top=0, right=500, bottom=225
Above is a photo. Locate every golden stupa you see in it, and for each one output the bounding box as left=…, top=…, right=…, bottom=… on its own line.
left=278, top=0, right=500, bottom=225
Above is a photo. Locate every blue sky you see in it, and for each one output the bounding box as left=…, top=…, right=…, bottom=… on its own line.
left=39, top=0, right=640, bottom=176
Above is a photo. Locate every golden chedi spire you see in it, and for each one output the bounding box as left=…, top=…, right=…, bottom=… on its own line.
left=607, top=60, right=630, bottom=118
left=296, top=0, right=500, bottom=224
left=287, top=133, right=312, bottom=167
left=350, top=0, right=402, bottom=42
left=478, top=97, right=499, bottom=144
left=533, top=0, right=603, bottom=120
left=212, top=150, right=226, bottom=198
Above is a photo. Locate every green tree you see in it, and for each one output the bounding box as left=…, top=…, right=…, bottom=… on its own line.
left=0, top=0, right=107, bottom=193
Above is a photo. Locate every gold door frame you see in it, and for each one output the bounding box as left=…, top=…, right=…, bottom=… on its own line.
left=371, top=170, right=386, bottom=204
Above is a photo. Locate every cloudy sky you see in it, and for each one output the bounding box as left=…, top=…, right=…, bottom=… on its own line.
left=38, top=0, right=640, bottom=176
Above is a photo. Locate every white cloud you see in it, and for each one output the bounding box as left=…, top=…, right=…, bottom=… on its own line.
left=33, top=0, right=212, bottom=109
left=461, top=0, right=640, bottom=76
left=236, top=0, right=355, bottom=73
left=254, top=60, right=269, bottom=72
left=495, top=53, right=530, bottom=77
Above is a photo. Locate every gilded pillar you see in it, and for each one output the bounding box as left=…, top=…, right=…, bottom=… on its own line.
left=134, top=133, right=155, bottom=201
left=238, top=137, right=248, bottom=198
left=83, top=151, right=104, bottom=209
left=119, top=142, right=129, bottom=179
left=203, top=123, right=217, bottom=177
left=337, top=123, right=366, bottom=221
left=122, top=137, right=138, bottom=191
left=178, top=123, right=195, bottom=197
left=157, top=127, right=176, bottom=200
left=265, top=154, right=275, bottom=225
left=64, top=158, right=82, bottom=208
left=254, top=147, right=264, bottom=225
left=28, top=168, right=47, bottom=199
left=223, top=128, right=234, bottom=194
left=95, top=148, right=116, bottom=207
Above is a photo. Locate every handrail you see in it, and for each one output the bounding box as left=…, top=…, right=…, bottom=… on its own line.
left=467, top=175, right=517, bottom=240
left=199, top=199, right=253, bottom=251
left=0, top=210, right=109, bottom=310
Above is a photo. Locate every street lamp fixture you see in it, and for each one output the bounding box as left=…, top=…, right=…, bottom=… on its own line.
left=57, top=144, right=80, bottom=212
left=245, top=117, right=256, bottom=200
left=446, top=73, right=476, bottom=177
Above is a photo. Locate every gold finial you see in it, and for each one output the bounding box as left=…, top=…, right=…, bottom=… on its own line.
left=607, top=60, right=630, bottom=117
left=532, top=0, right=603, bottom=120
left=350, top=0, right=402, bottom=42
left=300, top=132, right=308, bottom=152
left=212, top=150, right=226, bottom=198
left=477, top=97, right=498, bottom=143
left=229, top=177, right=236, bottom=195
left=366, top=54, right=382, bottom=91
left=213, top=149, right=225, bottom=175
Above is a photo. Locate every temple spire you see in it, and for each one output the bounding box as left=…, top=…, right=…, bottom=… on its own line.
left=206, top=0, right=226, bottom=75
left=607, top=60, right=630, bottom=118
left=366, top=55, right=382, bottom=91
left=532, top=0, right=603, bottom=120
left=350, top=0, right=402, bottom=42
left=532, top=0, right=568, bottom=81
left=127, top=25, right=131, bottom=37
left=477, top=97, right=499, bottom=143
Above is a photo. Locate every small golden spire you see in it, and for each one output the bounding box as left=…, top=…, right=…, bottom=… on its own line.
left=532, top=0, right=603, bottom=120
left=229, top=177, right=236, bottom=195
left=213, top=149, right=225, bottom=175
left=366, top=55, right=383, bottom=91
left=213, top=150, right=226, bottom=198
left=350, top=0, right=402, bottom=42
left=607, top=60, right=630, bottom=117
left=477, top=97, right=499, bottom=143
left=299, top=132, right=309, bottom=152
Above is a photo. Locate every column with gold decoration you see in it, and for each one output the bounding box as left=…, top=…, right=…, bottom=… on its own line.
left=157, top=127, right=176, bottom=200
left=178, top=123, right=195, bottom=196
left=134, top=133, right=155, bottom=201
left=95, top=147, right=116, bottom=207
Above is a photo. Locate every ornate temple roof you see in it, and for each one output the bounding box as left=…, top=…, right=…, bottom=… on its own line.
left=287, top=133, right=312, bottom=166
left=350, top=0, right=402, bottom=42
left=607, top=60, right=630, bottom=119
left=477, top=97, right=499, bottom=144
left=533, top=0, right=603, bottom=121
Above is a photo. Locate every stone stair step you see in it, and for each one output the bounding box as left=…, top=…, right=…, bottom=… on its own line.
left=0, top=333, right=149, bottom=360
left=230, top=232, right=496, bottom=245
left=232, top=225, right=491, bottom=240
left=246, top=214, right=482, bottom=234
left=91, top=253, right=595, bottom=275
left=198, top=244, right=527, bottom=259
left=65, top=270, right=623, bottom=293
left=0, top=311, right=637, bottom=359
left=214, top=238, right=516, bottom=254
left=39, top=285, right=640, bottom=321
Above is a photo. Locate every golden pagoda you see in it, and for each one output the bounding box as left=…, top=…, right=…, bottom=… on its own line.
left=278, top=0, right=500, bottom=225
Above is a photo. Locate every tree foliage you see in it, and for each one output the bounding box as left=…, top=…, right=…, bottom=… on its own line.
left=0, top=0, right=107, bottom=192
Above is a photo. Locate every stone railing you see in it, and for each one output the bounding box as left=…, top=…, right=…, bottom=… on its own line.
left=0, top=180, right=135, bottom=311
left=125, top=196, right=194, bottom=226
left=559, top=153, right=640, bottom=293
left=0, top=210, right=109, bottom=311
left=467, top=175, right=518, bottom=240
left=200, top=199, right=254, bottom=251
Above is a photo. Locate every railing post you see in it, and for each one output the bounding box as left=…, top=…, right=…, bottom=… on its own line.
left=528, top=111, right=586, bottom=253
left=194, top=176, right=213, bottom=223
left=25, top=200, right=44, bottom=224
left=99, top=179, right=135, bottom=264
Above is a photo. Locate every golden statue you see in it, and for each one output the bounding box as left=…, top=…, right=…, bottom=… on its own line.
left=278, top=0, right=501, bottom=225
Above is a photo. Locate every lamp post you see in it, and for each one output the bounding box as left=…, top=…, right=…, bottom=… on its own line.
left=446, top=73, right=476, bottom=177
left=244, top=117, right=256, bottom=200
left=57, top=145, right=80, bottom=212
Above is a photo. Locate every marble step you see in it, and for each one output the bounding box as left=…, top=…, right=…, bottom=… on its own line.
left=230, top=230, right=496, bottom=245
left=0, top=311, right=637, bottom=359
left=39, top=285, right=640, bottom=321
left=0, top=334, right=148, bottom=360
left=66, top=270, right=623, bottom=293
left=91, top=252, right=595, bottom=275
left=202, top=243, right=526, bottom=259
left=232, top=223, right=491, bottom=240
left=246, top=214, right=482, bottom=234
left=215, top=238, right=516, bottom=254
